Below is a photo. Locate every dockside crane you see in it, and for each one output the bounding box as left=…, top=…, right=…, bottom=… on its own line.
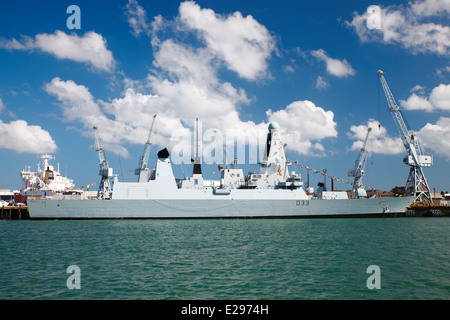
left=377, top=70, right=433, bottom=203
left=93, top=126, right=112, bottom=199
left=348, top=127, right=372, bottom=198
left=135, top=114, right=157, bottom=182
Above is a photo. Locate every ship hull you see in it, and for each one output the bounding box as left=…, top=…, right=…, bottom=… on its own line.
left=27, top=196, right=414, bottom=219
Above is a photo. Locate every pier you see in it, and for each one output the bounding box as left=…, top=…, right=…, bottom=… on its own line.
left=404, top=205, right=450, bottom=217
left=0, top=206, right=29, bottom=220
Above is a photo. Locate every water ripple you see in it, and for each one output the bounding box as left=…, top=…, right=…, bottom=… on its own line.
left=0, top=218, right=449, bottom=299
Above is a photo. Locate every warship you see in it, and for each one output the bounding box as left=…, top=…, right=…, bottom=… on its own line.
left=27, top=122, right=414, bottom=219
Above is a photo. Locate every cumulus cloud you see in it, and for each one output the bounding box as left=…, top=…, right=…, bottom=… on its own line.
left=267, top=101, right=338, bottom=155
left=44, top=77, right=104, bottom=122
left=400, top=83, right=450, bottom=112
left=125, top=0, right=151, bottom=37
left=429, top=84, right=450, bottom=110
left=400, top=93, right=434, bottom=112
left=148, top=39, right=251, bottom=127
left=418, top=117, right=450, bottom=159
left=0, top=31, right=116, bottom=72
left=0, top=120, right=58, bottom=154
left=348, top=116, right=450, bottom=160
left=176, top=1, right=276, bottom=81
left=345, top=0, right=450, bottom=55
left=44, top=77, right=133, bottom=157
left=43, top=1, right=338, bottom=161
left=310, top=49, right=355, bottom=78
left=347, top=119, right=403, bottom=155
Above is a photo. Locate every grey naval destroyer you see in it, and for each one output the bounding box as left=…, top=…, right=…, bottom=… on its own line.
left=27, top=122, right=414, bottom=219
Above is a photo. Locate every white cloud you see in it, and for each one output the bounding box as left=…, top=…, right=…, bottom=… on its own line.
left=45, top=74, right=340, bottom=160
left=345, top=1, right=450, bottom=55
left=283, top=65, right=295, bottom=73
left=0, top=31, right=116, bottom=72
left=44, top=77, right=132, bottom=157
left=0, top=38, right=27, bottom=50
left=0, top=97, right=4, bottom=113
left=349, top=117, right=450, bottom=161
left=101, top=87, right=189, bottom=145
left=125, top=0, right=151, bottom=37
left=418, top=117, right=450, bottom=159
left=177, top=1, right=276, bottom=81
left=0, top=120, right=58, bottom=154
left=411, top=85, right=425, bottom=93
left=152, top=39, right=218, bottom=87
left=315, top=76, right=329, bottom=89
left=43, top=1, right=338, bottom=160
left=44, top=75, right=249, bottom=159
left=347, top=119, right=403, bottom=155
left=429, top=84, right=450, bottom=111
left=400, top=83, right=450, bottom=112
left=44, top=77, right=104, bottom=122
left=400, top=93, right=434, bottom=112
left=142, top=36, right=254, bottom=138
left=267, top=100, right=338, bottom=155
left=411, top=0, right=450, bottom=17
left=310, top=49, right=355, bottom=78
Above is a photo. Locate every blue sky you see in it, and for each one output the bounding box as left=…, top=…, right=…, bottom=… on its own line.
left=0, top=0, right=449, bottom=193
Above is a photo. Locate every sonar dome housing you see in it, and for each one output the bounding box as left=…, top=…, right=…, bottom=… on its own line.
left=268, top=122, right=279, bottom=132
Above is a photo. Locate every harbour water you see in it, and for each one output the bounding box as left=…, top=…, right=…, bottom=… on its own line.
left=0, top=218, right=448, bottom=300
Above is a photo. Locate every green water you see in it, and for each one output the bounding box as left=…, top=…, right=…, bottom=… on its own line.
left=0, top=218, right=449, bottom=300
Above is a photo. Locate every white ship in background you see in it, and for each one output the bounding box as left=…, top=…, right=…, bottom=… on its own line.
left=16, top=154, right=77, bottom=202
left=27, top=122, right=414, bottom=219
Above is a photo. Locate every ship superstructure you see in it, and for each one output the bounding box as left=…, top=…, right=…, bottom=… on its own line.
left=19, top=154, right=75, bottom=199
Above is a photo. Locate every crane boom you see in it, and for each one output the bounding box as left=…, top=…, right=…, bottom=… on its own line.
left=94, top=127, right=106, bottom=164
left=348, top=127, right=372, bottom=197
left=93, top=126, right=112, bottom=199
left=378, top=71, right=423, bottom=160
left=377, top=70, right=433, bottom=203
left=136, top=114, right=157, bottom=182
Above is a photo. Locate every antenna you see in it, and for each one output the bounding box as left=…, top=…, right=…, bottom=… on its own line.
left=307, top=169, right=310, bottom=188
